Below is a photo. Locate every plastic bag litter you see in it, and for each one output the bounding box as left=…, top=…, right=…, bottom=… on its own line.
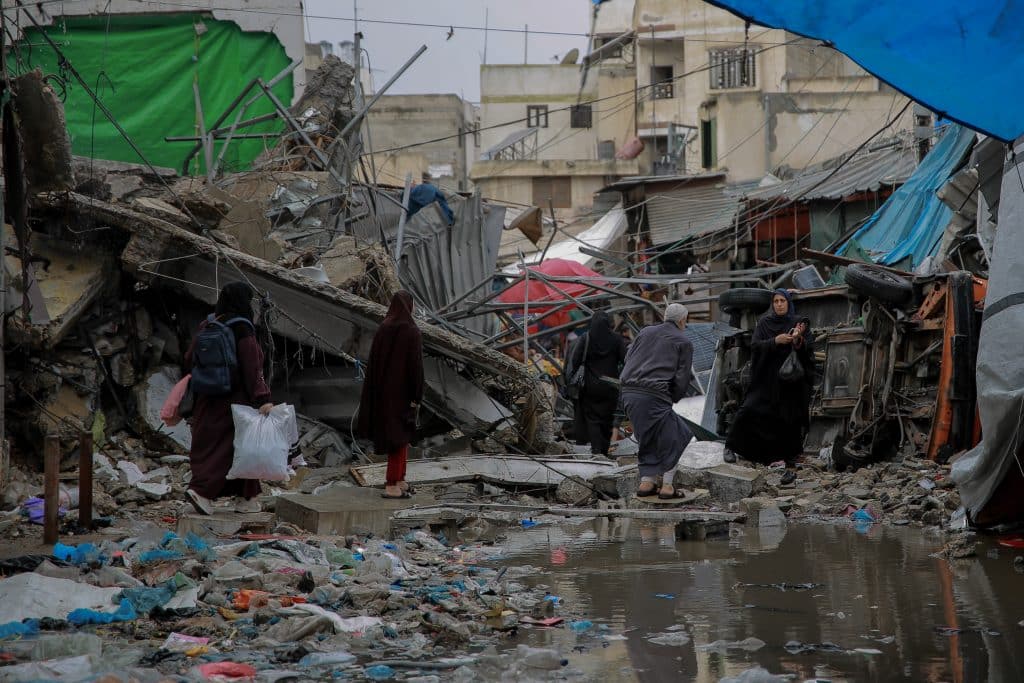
left=719, top=667, right=791, bottom=683
left=228, top=404, right=298, bottom=481
left=0, top=654, right=96, bottom=683
left=0, top=619, right=38, bottom=640
left=67, top=598, right=137, bottom=626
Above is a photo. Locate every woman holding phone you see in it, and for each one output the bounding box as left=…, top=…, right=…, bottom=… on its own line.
left=724, top=289, right=814, bottom=485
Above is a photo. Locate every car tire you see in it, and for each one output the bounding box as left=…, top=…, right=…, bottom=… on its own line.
left=719, top=288, right=773, bottom=314
left=844, top=263, right=912, bottom=305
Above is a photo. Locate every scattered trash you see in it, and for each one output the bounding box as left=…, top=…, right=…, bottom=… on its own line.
left=569, top=620, right=593, bottom=632
left=654, top=593, right=676, bottom=599
left=736, top=582, right=824, bottom=591
left=646, top=631, right=691, bottom=646
left=516, top=644, right=568, bottom=670
left=698, top=637, right=766, bottom=653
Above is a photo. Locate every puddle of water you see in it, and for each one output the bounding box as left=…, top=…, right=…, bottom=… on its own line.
left=491, top=519, right=1024, bottom=682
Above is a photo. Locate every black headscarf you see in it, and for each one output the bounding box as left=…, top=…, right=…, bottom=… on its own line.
left=215, top=282, right=255, bottom=322
left=754, top=288, right=810, bottom=342
left=586, top=311, right=620, bottom=358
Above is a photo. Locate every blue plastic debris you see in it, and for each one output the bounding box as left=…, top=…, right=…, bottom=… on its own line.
left=67, top=598, right=137, bottom=626
left=569, top=620, right=594, bottom=632
left=137, top=549, right=184, bottom=564
left=654, top=593, right=676, bottom=600
left=364, top=664, right=396, bottom=681
left=52, top=542, right=103, bottom=566
left=521, top=519, right=539, bottom=528
left=851, top=509, right=876, bottom=523
left=0, top=619, right=38, bottom=640
left=544, top=595, right=563, bottom=605
left=119, top=581, right=176, bottom=614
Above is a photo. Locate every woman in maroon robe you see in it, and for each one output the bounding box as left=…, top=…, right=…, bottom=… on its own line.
left=357, top=290, right=424, bottom=499
left=185, top=282, right=273, bottom=515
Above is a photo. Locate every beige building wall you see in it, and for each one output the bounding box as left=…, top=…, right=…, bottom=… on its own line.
left=366, top=94, right=477, bottom=191
left=631, top=0, right=913, bottom=180
left=479, top=65, right=601, bottom=161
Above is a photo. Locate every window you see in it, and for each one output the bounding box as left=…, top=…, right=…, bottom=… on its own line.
left=527, top=105, right=549, bottom=128
left=650, top=65, right=674, bottom=99
left=532, top=176, right=572, bottom=209
left=570, top=104, right=592, bottom=129
left=593, top=36, right=623, bottom=59
left=709, top=47, right=756, bottom=89
left=701, top=118, right=717, bottom=169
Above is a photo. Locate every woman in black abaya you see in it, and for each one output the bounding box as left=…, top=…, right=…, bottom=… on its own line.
left=725, top=289, right=813, bottom=484
left=571, top=311, right=628, bottom=455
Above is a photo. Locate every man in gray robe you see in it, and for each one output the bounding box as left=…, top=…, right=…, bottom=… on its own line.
left=619, top=303, right=694, bottom=498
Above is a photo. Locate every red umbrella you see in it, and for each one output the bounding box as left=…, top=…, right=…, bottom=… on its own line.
left=496, top=258, right=604, bottom=328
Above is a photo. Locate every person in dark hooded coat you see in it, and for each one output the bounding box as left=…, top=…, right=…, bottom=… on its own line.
left=185, top=282, right=273, bottom=515
left=725, top=289, right=814, bottom=485
left=570, top=311, right=628, bottom=455
left=357, top=291, right=425, bottom=499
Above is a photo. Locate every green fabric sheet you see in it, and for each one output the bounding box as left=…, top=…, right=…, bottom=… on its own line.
left=17, top=13, right=292, bottom=174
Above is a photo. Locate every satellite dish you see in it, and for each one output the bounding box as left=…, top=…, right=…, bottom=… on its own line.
left=561, top=48, right=579, bottom=65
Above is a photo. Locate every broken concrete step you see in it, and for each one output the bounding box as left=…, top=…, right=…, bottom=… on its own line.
left=705, top=464, right=766, bottom=504
left=277, top=486, right=434, bottom=536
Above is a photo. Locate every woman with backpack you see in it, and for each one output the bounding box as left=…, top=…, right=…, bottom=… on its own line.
left=569, top=311, right=628, bottom=455
left=357, top=290, right=424, bottom=499
left=185, top=282, right=273, bottom=515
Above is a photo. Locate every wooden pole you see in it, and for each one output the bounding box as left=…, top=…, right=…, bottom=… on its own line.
left=43, top=435, right=60, bottom=545
left=78, top=432, right=93, bottom=530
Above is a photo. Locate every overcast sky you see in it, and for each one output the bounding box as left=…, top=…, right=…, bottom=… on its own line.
left=304, top=0, right=591, bottom=102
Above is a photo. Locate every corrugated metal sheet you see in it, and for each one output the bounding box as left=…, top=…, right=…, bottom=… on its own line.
left=645, top=181, right=748, bottom=246
left=400, top=191, right=505, bottom=338
left=746, top=142, right=918, bottom=203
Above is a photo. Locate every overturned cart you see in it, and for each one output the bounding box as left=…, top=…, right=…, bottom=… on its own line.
left=712, top=264, right=986, bottom=469
left=28, top=190, right=547, bottom=453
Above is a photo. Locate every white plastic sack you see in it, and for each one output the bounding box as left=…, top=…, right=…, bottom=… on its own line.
left=228, top=403, right=299, bottom=481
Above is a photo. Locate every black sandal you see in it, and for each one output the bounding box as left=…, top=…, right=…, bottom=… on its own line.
left=381, top=491, right=412, bottom=499
left=658, top=487, right=685, bottom=500
left=637, top=485, right=659, bottom=497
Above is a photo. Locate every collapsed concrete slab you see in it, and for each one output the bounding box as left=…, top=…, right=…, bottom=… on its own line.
left=350, top=455, right=616, bottom=488
left=36, top=191, right=543, bottom=447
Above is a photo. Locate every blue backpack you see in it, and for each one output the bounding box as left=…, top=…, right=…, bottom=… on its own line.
left=190, top=315, right=255, bottom=396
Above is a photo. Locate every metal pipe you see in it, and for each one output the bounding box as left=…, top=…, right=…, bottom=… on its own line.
left=444, top=273, right=525, bottom=320
left=435, top=273, right=497, bottom=316
left=257, top=79, right=336, bottom=173
left=79, top=432, right=93, bottom=530
left=179, top=77, right=259, bottom=173
left=193, top=81, right=214, bottom=178
left=44, top=435, right=59, bottom=544
left=394, top=172, right=413, bottom=261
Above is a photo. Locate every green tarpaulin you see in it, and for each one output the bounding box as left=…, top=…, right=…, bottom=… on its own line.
left=17, top=13, right=292, bottom=173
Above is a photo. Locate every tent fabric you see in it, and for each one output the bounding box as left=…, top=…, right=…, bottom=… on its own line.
left=18, top=14, right=292, bottom=173
left=706, top=1, right=1024, bottom=142
left=836, top=124, right=975, bottom=269
left=950, top=139, right=1024, bottom=522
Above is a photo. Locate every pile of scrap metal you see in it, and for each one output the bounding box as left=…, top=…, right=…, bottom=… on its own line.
left=710, top=264, right=985, bottom=471
left=2, top=59, right=551, bottom=474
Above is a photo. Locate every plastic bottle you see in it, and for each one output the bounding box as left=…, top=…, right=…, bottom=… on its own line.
left=297, top=651, right=356, bottom=667
left=516, top=644, right=568, bottom=670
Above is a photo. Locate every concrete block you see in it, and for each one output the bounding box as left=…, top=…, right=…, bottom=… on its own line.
left=706, top=464, right=765, bottom=504
left=739, top=497, right=787, bottom=528
left=276, top=486, right=433, bottom=536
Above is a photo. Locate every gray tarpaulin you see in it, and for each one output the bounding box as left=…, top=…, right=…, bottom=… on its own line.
left=950, top=137, right=1024, bottom=520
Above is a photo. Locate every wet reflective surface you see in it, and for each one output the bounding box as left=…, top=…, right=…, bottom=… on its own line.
left=493, top=520, right=1024, bottom=682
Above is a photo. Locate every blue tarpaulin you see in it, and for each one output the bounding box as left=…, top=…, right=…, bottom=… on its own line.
left=837, top=124, right=975, bottom=268
left=706, top=1, right=1024, bottom=142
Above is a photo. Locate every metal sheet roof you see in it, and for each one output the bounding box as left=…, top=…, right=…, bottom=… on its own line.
left=644, top=180, right=749, bottom=246
left=745, top=142, right=918, bottom=203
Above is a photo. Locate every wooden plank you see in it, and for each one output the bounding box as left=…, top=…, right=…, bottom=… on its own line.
left=351, top=455, right=617, bottom=488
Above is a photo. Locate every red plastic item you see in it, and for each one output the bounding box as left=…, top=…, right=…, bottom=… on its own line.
left=997, top=536, right=1024, bottom=549
left=197, top=662, right=257, bottom=680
